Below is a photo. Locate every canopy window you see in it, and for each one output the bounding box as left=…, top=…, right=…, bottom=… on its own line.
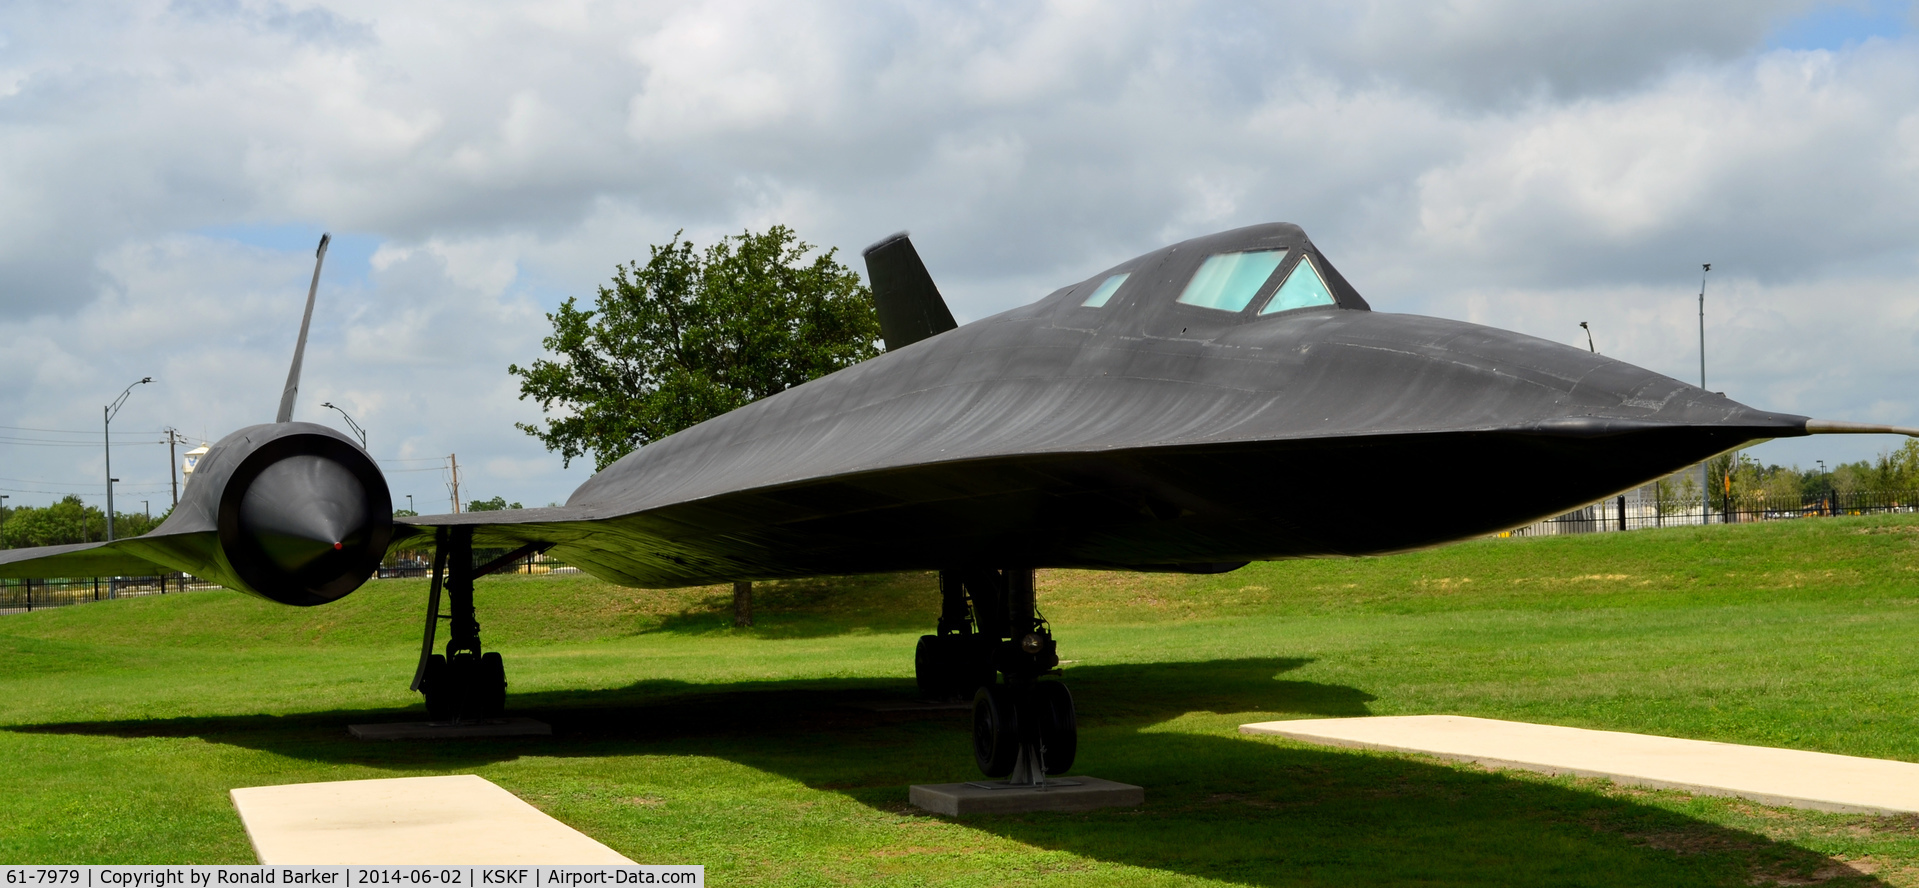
left=1261, top=255, right=1337, bottom=314
left=1176, top=249, right=1287, bottom=312
left=1081, top=273, right=1130, bottom=307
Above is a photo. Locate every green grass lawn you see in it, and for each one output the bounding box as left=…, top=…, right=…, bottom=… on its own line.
left=7, top=516, right=1919, bottom=885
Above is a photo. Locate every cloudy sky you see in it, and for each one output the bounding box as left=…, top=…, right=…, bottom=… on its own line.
left=3, top=0, right=1917, bottom=513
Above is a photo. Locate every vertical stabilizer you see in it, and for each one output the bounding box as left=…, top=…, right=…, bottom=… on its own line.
left=276, top=233, right=330, bottom=423
left=862, top=232, right=957, bottom=350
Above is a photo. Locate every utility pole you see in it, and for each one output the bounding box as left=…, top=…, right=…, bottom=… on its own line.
left=104, top=377, right=153, bottom=541
left=447, top=453, right=462, bottom=513
left=1698, top=263, right=1711, bottom=526
left=165, top=428, right=181, bottom=508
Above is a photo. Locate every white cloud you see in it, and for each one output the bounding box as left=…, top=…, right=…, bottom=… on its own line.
left=4, top=0, right=1918, bottom=507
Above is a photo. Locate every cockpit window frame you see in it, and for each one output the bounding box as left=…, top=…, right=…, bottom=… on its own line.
left=1173, top=248, right=1289, bottom=314
left=1080, top=272, right=1131, bottom=308
left=1255, top=253, right=1340, bottom=316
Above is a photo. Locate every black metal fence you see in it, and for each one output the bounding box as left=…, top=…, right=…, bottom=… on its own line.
left=1506, top=488, right=1919, bottom=537
left=377, top=551, right=583, bottom=579
left=1, top=552, right=582, bottom=615
left=0, top=573, right=224, bottom=614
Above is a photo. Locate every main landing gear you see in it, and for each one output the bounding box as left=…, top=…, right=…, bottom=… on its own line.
left=917, top=568, right=1077, bottom=783
left=411, top=527, right=543, bottom=722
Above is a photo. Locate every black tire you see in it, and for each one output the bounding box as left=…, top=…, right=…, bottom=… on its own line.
left=1032, top=681, right=1077, bottom=775
left=446, top=652, right=480, bottom=719
left=972, top=683, right=1021, bottom=777
left=953, top=637, right=997, bottom=700
left=480, top=651, right=507, bottom=718
left=915, top=635, right=948, bottom=700
left=422, top=654, right=453, bottom=721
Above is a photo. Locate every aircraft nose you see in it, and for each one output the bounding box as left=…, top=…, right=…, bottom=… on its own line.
left=1291, top=312, right=1809, bottom=444
left=238, top=454, right=372, bottom=574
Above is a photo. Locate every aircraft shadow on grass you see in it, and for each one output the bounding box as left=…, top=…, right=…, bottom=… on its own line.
left=9, top=656, right=1887, bottom=886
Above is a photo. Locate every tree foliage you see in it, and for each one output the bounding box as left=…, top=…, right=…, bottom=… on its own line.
left=510, top=225, right=883, bottom=470
left=465, top=496, right=522, bottom=512
left=0, top=496, right=164, bottom=549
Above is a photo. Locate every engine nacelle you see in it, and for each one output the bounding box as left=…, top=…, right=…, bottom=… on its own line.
left=159, top=423, right=393, bottom=606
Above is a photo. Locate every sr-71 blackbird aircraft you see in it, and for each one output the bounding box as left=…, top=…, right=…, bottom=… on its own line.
left=4, top=222, right=1913, bottom=783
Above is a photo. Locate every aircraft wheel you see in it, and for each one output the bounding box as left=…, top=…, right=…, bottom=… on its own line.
left=955, top=638, right=997, bottom=700
left=972, top=683, right=1021, bottom=777
left=479, top=651, right=507, bottom=717
left=1032, top=681, right=1077, bottom=775
left=421, top=654, right=454, bottom=721
left=441, top=655, right=475, bottom=721
left=915, top=635, right=949, bottom=699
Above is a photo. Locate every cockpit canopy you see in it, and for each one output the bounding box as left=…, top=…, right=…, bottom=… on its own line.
left=1058, top=223, right=1366, bottom=336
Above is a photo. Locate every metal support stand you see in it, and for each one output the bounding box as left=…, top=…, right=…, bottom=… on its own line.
left=444, top=527, right=479, bottom=658
left=409, top=527, right=450, bottom=692
left=937, top=571, right=972, bottom=636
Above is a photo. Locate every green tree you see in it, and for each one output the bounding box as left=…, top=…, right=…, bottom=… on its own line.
left=510, top=226, right=883, bottom=470
left=1, top=496, right=102, bottom=548
left=1655, top=473, right=1701, bottom=517
left=466, top=496, right=521, bottom=512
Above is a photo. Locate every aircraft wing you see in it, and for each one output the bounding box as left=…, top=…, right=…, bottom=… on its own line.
left=392, top=507, right=704, bottom=586
left=393, top=506, right=598, bottom=547
left=0, top=531, right=220, bottom=580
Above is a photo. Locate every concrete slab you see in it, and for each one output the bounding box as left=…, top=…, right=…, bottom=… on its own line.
left=909, top=776, right=1143, bottom=816
left=230, top=774, right=633, bottom=864
left=348, top=717, right=551, bottom=740
left=1242, top=715, right=1919, bottom=815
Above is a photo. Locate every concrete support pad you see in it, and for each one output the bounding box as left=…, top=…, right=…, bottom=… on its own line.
left=1242, top=715, right=1919, bottom=815
left=909, top=776, right=1143, bottom=816
left=230, top=774, right=633, bottom=864
left=348, top=717, right=551, bottom=740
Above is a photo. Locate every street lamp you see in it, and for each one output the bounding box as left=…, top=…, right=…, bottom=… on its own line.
left=320, top=401, right=368, bottom=450
left=1698, top=263, right=1711, bottom=524
left=406, top=494, right=414, bottom=514
left=1578, top=321, right=1595, bottom=353
left=104, top=377, right=153, bottom=541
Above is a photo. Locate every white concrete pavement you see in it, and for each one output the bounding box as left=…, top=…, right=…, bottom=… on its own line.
left=230, top=774, right=634, bottom=864
left=1241, top=715, right=1919, bottom=814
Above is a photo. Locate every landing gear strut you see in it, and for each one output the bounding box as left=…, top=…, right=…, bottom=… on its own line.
left=921, top=568, right=1078, bottom=781
left=411, top=527, right=542, bottom=722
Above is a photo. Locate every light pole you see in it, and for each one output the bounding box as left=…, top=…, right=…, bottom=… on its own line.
left=1579, top=321, right=1595, bottom=353
left=1698, top=263, right=1711, bottom=525
left=320, top=401, right=368, bottom=450
left=104, top=377, right=153, bottom=541
left=406, top=494, right=414, bottom=514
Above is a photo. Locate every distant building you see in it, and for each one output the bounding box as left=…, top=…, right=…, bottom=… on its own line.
left=182, top=445, right=209, bottom=482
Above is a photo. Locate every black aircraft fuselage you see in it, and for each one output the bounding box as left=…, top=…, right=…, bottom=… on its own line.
left=411, top=222, right=1804, bottom=586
